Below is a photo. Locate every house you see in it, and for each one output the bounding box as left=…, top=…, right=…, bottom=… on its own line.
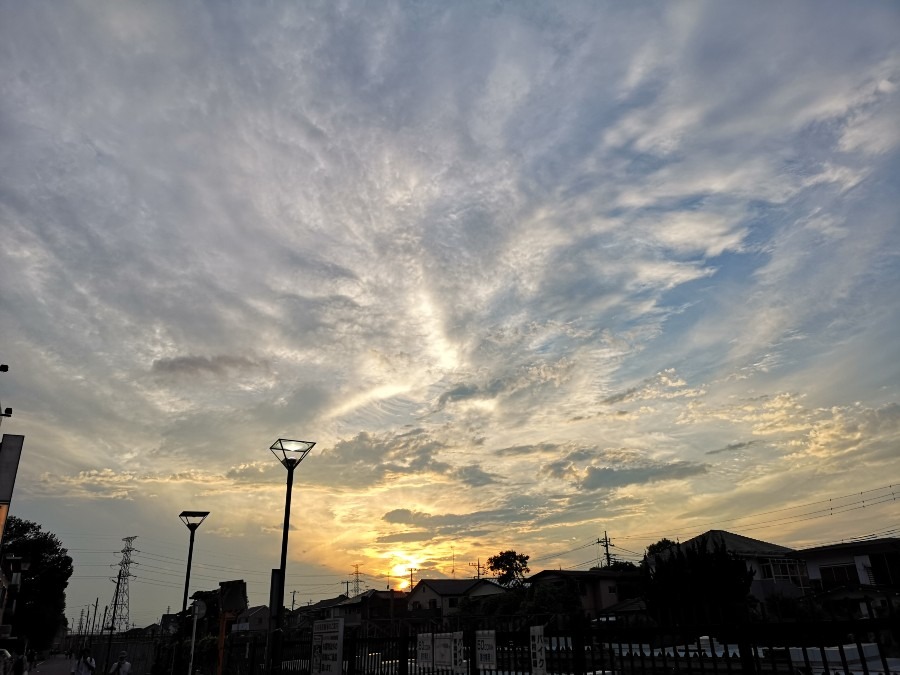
left=231, top=605, right=269, bottom=633
left=332, top=589, right=408, bottom=633
left=287, top=594, right=347, bottom=628
left=790, top=537, right=900, bottom=617
left=678, top=530, right=808, bottom=601
left=407, top=579, right=505, bottom=618
left=527, top=568, right=641, bottom=619
left=793, top=537, right=900, bottom=590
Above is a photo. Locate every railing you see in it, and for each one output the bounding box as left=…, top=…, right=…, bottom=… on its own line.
left=152, top=612, right=900, bottom=675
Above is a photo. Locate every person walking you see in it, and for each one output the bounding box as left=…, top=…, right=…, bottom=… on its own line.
left=107, top=653, right=130, bottom=675
left=71, top=649, right=95, bottom=675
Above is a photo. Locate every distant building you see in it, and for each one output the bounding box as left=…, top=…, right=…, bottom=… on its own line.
left=407, top=579, right=505, bottom=618
left=288, top=595, right=347, bottom=628
left=528, top=568, right=641, bottom=619
left=231, top=605, right=269, bottom=633
left=332, top=589, right=408, bottom=633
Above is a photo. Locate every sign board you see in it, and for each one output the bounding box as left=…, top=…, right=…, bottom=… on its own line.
left=311, top=618, right=344, bottom=675
left=0, top=435, right=24, bottom=547
left=416, top=633, right=433, bottom=665
left=452, top=631, right=465, bottom=675
left=434, top=631, right=465, bottom=672
left=433, top=633, right=453, bottom=667
left=475, top=630, right=497, bottom=670
left=529, top=626, right=546, bottom=675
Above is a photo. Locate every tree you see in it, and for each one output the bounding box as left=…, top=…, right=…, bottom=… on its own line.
left=643, top=535, right=754, bottom=625
left=645, top=538, right=678, bottom=559
left=2, top=516, right=74, bottom=649
left=486, top=550, right=530, bottom=588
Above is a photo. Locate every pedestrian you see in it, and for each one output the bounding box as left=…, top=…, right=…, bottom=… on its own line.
left=107, top=653, right=130, bottom=675
left=71, top=649, right=95, bottom=675
left=25, top=650, right=35, bottom=674
left=12, top=655, right=24, bottom=675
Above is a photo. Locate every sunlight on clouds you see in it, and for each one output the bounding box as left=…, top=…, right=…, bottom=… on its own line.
left=1, top=1, right=898, bottom=615
left=414, top=290, right=461, bottom=373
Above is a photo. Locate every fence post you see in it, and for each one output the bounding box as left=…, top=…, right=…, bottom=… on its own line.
left=398, top=625, right=408, bottom=675
left=464, top=628, right=476, bottom=675
left=570, top=614, right=585, bottom=675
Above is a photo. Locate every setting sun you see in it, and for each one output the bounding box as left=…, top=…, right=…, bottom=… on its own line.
left=384, top=551, right=425, bottom=590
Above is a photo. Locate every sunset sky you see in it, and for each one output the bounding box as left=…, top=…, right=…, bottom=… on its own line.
left=1, top=1, right=898, bottom=628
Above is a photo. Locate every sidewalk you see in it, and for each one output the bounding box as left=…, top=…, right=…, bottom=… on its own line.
left=31, top=656, right=73, bottom=675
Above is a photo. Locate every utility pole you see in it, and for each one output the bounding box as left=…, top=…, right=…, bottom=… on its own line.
left=89, top=598, right=99, bottom=642
left=408, top=568, right=417, bottom=589
left=596, top=532, right=612, bottom=567
left=469, top=559, right=486, bottom=579
left=291, top=590, right=299, bottom=611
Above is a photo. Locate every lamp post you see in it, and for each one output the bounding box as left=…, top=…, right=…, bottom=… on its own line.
left=268, top=439, right=314, bottom=674
left=179, top=510, right=210, bottom=613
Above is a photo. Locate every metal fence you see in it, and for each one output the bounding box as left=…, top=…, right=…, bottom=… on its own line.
left=150, top=612, right=900, bottom=675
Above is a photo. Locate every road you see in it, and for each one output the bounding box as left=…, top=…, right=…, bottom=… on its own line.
left=32, top=656, right=75, bottom=675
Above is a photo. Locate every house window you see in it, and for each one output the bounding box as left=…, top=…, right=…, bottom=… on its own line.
left=608, top=586, right=617, bottom=594
left=412, top=601, right=422, bottom=610
left=428, top=599, right=438, bottom=610
left=449, top=597, right=459, bottom=608
left=578, top=582, right=587, bottom=596
left=820, top=564, right=858, bottom=589
left=760, top=558, right=807, bottom=586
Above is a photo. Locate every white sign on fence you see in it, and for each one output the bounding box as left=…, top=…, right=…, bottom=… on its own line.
left=529, top=626, right=546, bottom=675
left=452, top=631, right=465, bottom=675
left=475, top=630, right=496, bottom=670
left=434, top=633, right=454, bottom=667
left=417, top=633, right=433, bottom=666
left=311, top=618, right=344, bottom=675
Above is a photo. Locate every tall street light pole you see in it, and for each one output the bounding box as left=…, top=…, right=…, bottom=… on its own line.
left=268, top=439, right=314, bottom=675
left=179, top=511, right=210, bottom=613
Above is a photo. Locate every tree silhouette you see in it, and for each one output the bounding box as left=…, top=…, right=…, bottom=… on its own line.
left=486, top=550, right=530, bottom=588
left=643, top=535, right=754, bottom=625
left=3, top=516, right=74, bottom=648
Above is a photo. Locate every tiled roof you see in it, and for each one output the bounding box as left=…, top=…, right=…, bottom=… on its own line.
left=794, top=537, right=900, bottom=555
left=681, top=530, right=794, bottom=557
left=416, top=579, right=501, bottom=595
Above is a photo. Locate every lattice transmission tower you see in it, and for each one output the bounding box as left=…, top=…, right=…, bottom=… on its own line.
left=107, top=536, right=137, bottom=632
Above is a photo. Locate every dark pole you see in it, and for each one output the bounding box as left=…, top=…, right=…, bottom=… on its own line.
left=182, top=525, right=198, bottom=613
left=104, top=568, right=123, bottom=674
left=271, top=462, right=296, bottom=675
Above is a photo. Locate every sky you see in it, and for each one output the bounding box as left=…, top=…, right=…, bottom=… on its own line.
left=1, top=1, right=899, bottom=629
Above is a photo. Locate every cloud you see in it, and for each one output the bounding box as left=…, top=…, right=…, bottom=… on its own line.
left=580, top=462, right=708, bottom=491
left=2, top=0, right=898, bottom=617
left=706, top=441, right=758, bottom=456
left=151, top=355, right=268, bottom=378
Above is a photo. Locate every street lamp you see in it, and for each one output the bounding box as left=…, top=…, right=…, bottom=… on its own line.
left=268, top=439, right=314, bottom=672
left=179, top=510, right=210, bottom=613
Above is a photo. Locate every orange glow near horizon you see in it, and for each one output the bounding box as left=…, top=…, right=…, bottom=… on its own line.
left=383, top=550, right=425, bottom=590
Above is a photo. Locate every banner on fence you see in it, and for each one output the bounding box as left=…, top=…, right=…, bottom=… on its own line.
left=475, top=630, right=496, bottom=670
left=434, top=633, right=453, bottom=667
left=529, top=626, right=546, bottom=675
left=311, top=618, right=344, bottom=675
left=452, top=631, right=465, bottom=675
left=417, top=633, right=433, bottom=665
left=433, top=632, right=465, bottom=672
